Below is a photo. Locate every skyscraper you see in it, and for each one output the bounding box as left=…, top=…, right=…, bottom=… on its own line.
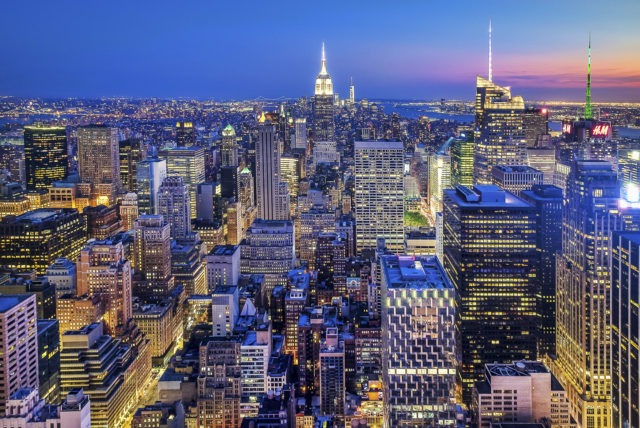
left=196, top=182, right=221, bottom=222
left=205, top=244, right=240, bottom=292
left=611, top=231, right=640, bottom=428
left=221, top=124, right=238, bottom=168
left=23, top=124, right=68, bottom=191
left=197, top=338, right=242, bottom=427
left=60, top=323, right=148, bottom=428
left=133, top=215, right=173, bottom=296
left=526, top=147, right=556, bottom=185
left=451, top=135, right=474, bottom=187
left=0, top=208, right=87, bottom=275
left=46, top=257, right=77, bottom=298
left=240, top=219, right=295, bottom=298
left=0, top=294, right=39, bottom=414
left=354, top=141, right=404, bottom=253
left=84, top=204, right=123, bottom=240
left=491, top=165, right=544, bottom=197
left=136, top=157, right=167, bottom=215
left=220, top=124, right=239, bottom=199
left=554, top=161, right=620, bottom=428
left=474, top=77, right=527, bottom=184
left=37, top=319, right=60, bottom=403
left=119, top=138, right=146, bottom=192
left=520, top=184, right=563, bottom=357
left=119, top=192, right=139, bottom=231
left=176, top=121, right=196, bottom=147
left=293, top=118, right=307, bottom=151
left=76, top=125, right=120, bottom=203
left=443, top=185, right=537, bottom=401
left=313, top=43, right=335, bottom=142
left=162, top=146, right=205, bottom=219
left=523, top=107, right=549, bottom=148
left=349, top=77, right=355, bottom=104
left=428, top=150, right=452, bottom=220
left=319, top=328, right=345, bottom=418
left=255, top=124, right=288, bottom=220
left=158, top=176, right=191, bottom=240
left=619, top=148, right=640, bottom=203
left=76, top=238, right=133, bottom=335
left=380, top=255, right=457, bottom=427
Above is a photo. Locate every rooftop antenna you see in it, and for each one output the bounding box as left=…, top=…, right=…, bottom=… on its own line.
left=489, top=18, right=493, bottom=82
left=584, top=33, right=593, bottom=120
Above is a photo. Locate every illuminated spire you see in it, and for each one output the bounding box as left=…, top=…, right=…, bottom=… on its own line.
left=488, top=18, right=493, bottom=82
left=320, top=42, right=328, bottom=75
left=584, top=33, right=593, bottom=120
left=315, top=42, right=333, bottom=96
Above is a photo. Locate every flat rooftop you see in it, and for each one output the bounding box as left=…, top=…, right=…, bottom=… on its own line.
left=493, top=165, right=542, bottom=174
left=15, top=208, right=70, bottom=223
left=209, top=244, right=238, bottom=256
left=248, top=220, right=293, bottom=232
left=354, top=140, right=403, bottom=150
left=486, top=361, right=550, bottom=378
left=445, top=185, right=531, bottom=209
left=381, top=255, right=452, bottom=290
left=0, top=294, right=32, bottom=312
left=133, top=302, right=171, bottom=316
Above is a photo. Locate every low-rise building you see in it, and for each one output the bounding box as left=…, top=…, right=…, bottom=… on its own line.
left=472, top=361, right=573, bottom=428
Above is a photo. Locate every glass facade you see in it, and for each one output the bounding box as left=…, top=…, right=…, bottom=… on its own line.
left=474, top=76, right=527, bottom=184
left=23, top=125, right=67, bottom=191
left=442, top=185, right=537, bottom=403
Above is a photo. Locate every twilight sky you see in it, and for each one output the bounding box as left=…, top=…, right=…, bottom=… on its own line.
left=1, top=1, right=639, bottom=102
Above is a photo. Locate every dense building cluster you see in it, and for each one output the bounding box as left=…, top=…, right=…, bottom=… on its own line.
left=0, top=40, right=638, bottom=428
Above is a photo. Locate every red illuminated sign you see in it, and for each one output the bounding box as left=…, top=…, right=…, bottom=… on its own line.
left=591, top=123, right=610, bottom=137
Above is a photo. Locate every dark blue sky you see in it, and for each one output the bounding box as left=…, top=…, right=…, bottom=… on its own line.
left=2, top=1, right=639, bottom=101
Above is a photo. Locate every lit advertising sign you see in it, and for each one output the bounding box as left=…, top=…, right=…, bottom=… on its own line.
left=562, top=121, right=572, bottom=134
left=591, top=122, right=611, bottom=138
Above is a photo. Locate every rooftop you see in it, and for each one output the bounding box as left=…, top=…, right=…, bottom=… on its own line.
left=486, top=361, right=550, bottom=378
left=446, top=185, right=532, bottom=208
left=521, top=184, right=563, bottom=200
left=248, top=219, right=294, bottom=233
left=209, top=244, right=239, bottom=256
left=133, top=302, right=171, bottom=316
left=9, top=387, right=35, bottom=400
left=493, top=165, right=542, bottom=174
left=381, top=255, right=452, bottom=290
left=14, top=208, right=74, bottom=223
left=0, top=294, right=33, bottom=312
left=354, top=140, right=403, bottom=150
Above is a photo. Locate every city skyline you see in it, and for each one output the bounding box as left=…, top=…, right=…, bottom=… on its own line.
left=1, top=1, right=639, bottom=102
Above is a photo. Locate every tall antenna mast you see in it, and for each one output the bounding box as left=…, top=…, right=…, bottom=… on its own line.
left=489, top=18, right=493, bottom=82
left=585, top=33, right=593, bottom=120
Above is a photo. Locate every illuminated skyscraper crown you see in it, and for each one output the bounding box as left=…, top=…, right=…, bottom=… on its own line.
left=315, top=43, right=334, bottom=96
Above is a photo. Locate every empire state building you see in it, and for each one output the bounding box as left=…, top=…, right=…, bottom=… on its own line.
left=313, top=43, right=335, bottom=142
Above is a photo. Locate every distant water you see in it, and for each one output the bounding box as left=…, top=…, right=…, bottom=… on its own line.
left=0, top=114, right=78, bottom=126
left=378, top=101, right=474, bottom=123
